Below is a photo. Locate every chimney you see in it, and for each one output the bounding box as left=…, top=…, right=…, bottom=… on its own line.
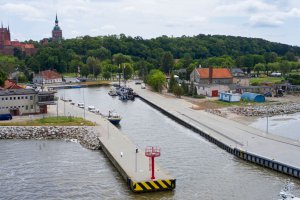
left=209, top=66, right=213, bottom=84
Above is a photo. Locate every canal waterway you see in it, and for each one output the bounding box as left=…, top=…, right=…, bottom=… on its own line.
left=1, top=86, right=300, bottom=199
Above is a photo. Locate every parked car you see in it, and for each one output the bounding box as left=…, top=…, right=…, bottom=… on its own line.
left=0, top=113, right=13, bottom=121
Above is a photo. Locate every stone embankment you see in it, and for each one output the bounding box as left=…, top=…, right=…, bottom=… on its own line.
left=0, top=126, right=101, bottom=150
left=229, top=103, right=300, bottom=117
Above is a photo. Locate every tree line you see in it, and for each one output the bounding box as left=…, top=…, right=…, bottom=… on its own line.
left=1, top=33, right=300, bottom=86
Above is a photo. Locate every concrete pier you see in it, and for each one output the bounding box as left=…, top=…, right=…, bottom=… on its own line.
left=52, top=98, right=176, bottom=192
left=130, top=83, right=300, bottom=179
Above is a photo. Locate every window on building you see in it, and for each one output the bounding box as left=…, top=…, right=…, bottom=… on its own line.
left=21, top=96, right=24, bottom=99
left=14, top=97, right=16, bottom=100
left=26, top=105, right=28, bottom=110
left=31, top=105, right=33, bottom=109
left=5, top=97, right=8, bottom=100
left=18, top=97, right=20, bottom=100
left=1, top=98, right=4, bottom=100
left=10, top=97, right=12, bottom=100
left=30, top=96, right=33, bottom=100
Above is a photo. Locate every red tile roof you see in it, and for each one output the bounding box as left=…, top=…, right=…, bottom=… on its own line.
left=38, top=70, right=61, bottom=80
left=196, top=68, right=233, bottom=79
left=4, top=79, right=23, bottom=89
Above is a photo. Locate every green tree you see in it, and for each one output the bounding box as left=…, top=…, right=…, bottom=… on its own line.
left=0, top=69, right=6, bottom=87
left=147, top=69, right=166, bottom=92
left=113, top=53, right=132, bottom=65
left=161, top=51, right=174, bottom=73
left=168, top=73, right=176, bottom=92
left=254, top=63, right=265, bottom=76
left=173, top=84, right=184, bottom=98
left=279, top=61, right=291, bottom=76
left=123, top=63, right=134, bottom=81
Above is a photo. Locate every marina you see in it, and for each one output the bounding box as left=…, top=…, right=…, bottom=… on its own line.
left=1, top=86, right=300, bottom=199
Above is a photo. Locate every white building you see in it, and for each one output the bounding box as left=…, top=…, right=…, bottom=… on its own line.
left=33, top=70, right=62, bottom=84
left=0, top=89, right=57, bottom=115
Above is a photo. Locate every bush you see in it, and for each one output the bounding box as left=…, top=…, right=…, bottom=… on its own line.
left=251, top=82, right=259, bottom=86
left=173, top=84, right=184, bottom=97
left=193, top=94, right=206, bottom=99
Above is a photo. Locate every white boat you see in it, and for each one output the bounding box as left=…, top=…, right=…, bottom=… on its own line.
left=279, top=180, right=300, bottom=200
left=108, top=87, right=118, bottom=96
left=88, top=106, right=96, bottom=112
left=78, top=102, right=85, bottom=108
left=106, top=111, right=122, bottom=125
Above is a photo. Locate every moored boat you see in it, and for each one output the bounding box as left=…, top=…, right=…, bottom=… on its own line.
left=78, top=102, right=85, bottom=108
left=106, top=111, right=122, bottom=125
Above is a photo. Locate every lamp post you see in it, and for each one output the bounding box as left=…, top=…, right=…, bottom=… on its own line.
left=266, top=108, right=269, bottom=134
left=135, top=147, right=138, bottom=172
left=83, top=88, right=86, bottom=119
left=63, top=89, right=66, bottom=116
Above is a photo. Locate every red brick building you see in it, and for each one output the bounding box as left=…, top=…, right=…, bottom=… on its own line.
left=0, top=23, right=37, bottom=56
left=52, top=14, right=63, bottom=41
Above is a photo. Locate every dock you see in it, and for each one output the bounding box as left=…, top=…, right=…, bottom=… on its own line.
left=130, top=83, right=300, bottom=179
left=53, top=98, right=176, bottom=192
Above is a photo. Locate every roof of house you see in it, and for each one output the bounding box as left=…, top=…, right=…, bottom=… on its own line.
left=196, top=68, right=233, bottom=79
left=231, top=68, right=244, bottom=74
left=3, top=79, right=23, bottom=89
left=36, top=70, right=62, bottom=80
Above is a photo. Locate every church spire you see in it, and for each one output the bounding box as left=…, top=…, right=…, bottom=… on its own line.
left=55, top=13, right=58, bottom=25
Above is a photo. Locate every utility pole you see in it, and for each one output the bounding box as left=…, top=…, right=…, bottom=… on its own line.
left=118, top=64, right=121, bottom=87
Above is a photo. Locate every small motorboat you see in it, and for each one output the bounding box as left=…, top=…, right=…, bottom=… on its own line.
left=78, top=102, right=85, bottom=108
left=88, top=106, right=96, bottom=112
left=108, top=88, right=118, bottom=96
left=106, top=111, right=122, bottom=125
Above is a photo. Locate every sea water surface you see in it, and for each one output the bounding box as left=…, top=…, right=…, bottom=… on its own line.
left=1, top=86, right=300, bottom=200
left=249, top=112, right=300, bottom=140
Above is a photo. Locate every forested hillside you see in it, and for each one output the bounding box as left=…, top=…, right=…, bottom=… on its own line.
left=1, top=33, right=300, bottom=83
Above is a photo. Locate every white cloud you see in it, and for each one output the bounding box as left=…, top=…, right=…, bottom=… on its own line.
left=0, top=3, right=47, bottom=21
left=1, top=0, right=300, bottom=45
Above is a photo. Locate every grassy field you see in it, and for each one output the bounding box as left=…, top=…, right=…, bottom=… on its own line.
left=62, top=73, right=77, bottom=77
left=250, top=77, right=284, bottom=85
left=0, top=116, right=95, bottom=126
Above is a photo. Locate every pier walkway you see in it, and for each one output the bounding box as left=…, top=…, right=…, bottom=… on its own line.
left=130, top=83, right=300, bottom=179
left=50, top=98, right=176, bottom=192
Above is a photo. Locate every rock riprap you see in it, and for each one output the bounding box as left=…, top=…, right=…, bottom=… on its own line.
left=229, top=103, right=300, bottom=117
left=0, top=126, right=101, bottom=150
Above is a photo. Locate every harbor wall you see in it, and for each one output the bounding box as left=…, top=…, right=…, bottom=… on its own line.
left=0, top=126, right=101, bottom=150
left=137, top=95, right=300, bottom=179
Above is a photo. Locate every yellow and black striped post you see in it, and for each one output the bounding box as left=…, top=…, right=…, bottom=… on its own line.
left=129, top=179, right=176, bottom=193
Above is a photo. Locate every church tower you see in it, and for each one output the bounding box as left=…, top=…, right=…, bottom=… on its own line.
left=52, top=14, right=62, bottom=42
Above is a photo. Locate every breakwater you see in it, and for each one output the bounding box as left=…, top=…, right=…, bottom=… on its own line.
left=229, top=103, right=300, bottom=117
left=0, top=126, right=101, bottom=150
left=136, top=93, right=300, bottom=179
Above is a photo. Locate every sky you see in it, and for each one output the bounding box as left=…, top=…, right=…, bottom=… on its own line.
left=1, top=0, right=300, bottom=46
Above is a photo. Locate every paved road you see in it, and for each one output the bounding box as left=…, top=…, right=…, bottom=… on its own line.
left=48, top=97, right=174, bottom=182
left=130, top=83, right=300, bottom=169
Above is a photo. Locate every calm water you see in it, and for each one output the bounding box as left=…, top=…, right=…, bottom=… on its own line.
left=250, top=113, right=300, bottom=140
left=1, top=86, right=300, bottom=200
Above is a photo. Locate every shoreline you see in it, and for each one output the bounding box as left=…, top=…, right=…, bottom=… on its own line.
left=0, top=126, right=101, bottom=150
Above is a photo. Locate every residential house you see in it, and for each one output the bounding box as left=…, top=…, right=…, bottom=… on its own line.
left=33, top=70, right=62, bottom=84
left=190, top=67, right=233, bottom=97
left=190, top=67, right=233, bottom=84
left=231, top=68, right=250, bottom=86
